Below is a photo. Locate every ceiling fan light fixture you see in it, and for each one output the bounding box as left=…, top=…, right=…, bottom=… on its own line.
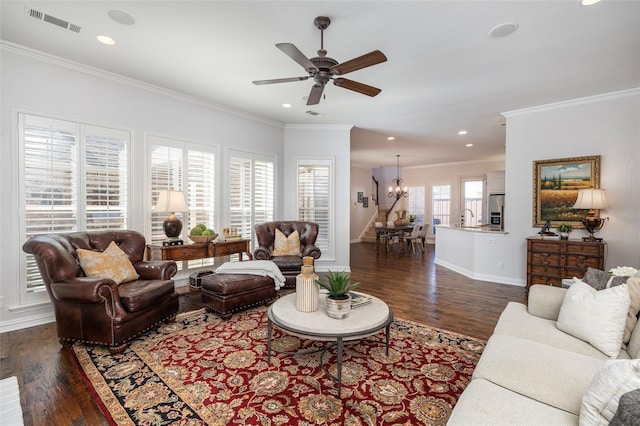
left=97, top=35, right=116, bottom=45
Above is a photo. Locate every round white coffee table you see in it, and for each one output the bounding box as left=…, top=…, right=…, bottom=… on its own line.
left=267, top=292, right=394, bottom=397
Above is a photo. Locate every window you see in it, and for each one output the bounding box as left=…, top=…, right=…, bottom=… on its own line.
left=19, top=113, right=130, bottom=301
left=432, top=184, right=451, bottom=233
left=408, top=186, right=425, bottom=224
left=149, top=135, right=216, bottom=268
left=462, top=178, right=485, bottom=226
left=228, top=151, right=275, bottom=250
left=297, top=159, right=332, bottom=258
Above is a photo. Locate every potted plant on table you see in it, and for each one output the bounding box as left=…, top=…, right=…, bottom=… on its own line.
left=556, top=223, right=573, bottom=240
left=315, top=271, right=360, bottom=319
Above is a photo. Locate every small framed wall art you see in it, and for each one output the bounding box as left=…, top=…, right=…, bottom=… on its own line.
left=363, top=197, right=369, bottom=208
left=357, top=192, right=364, bottom=203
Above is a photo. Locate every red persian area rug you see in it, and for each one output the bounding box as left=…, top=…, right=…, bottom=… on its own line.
left=71, top=307, right=485, bottom=425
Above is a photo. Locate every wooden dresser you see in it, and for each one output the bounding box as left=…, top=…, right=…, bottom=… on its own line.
left=526, top=237, right=605, bottom=290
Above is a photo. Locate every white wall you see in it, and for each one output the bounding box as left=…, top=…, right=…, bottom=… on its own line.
left=350, top=165, right=377, bottom=241
left=503, top=89, right=640, bottom=284
left=1, top=44, right=287, bottom=331
left=283, top=125, right=353, bottom=272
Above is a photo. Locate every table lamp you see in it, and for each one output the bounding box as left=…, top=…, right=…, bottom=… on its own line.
left=571, top=188, right=609, bottom=242
left=155, top=189, right=189, bottom=245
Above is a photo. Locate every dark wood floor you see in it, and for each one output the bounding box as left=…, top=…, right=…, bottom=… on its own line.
left=0, top=242, right=527, bottom=425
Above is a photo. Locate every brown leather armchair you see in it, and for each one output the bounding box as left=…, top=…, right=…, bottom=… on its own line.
left=253, top=221, right=321, bottom=287
left=22, top=230, right=179, bottom=354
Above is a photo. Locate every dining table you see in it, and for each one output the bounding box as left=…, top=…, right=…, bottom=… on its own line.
left=374, top=224, right=416, bottom=254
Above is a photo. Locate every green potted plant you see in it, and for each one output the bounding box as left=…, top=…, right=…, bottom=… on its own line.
left=315, top=271, right=360, bottom=319
left=408, top=214, right=417, bottom=224
left=556, top=223, right=573, bottom=240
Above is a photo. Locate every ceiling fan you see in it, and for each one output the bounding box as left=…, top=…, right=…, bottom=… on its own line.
left=252, top=16, right=387, bottom=106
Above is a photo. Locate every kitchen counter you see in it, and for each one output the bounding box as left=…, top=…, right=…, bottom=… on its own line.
left=436, top=225, right=508, bottom=235
left=434, top=225, right=518, bottom=285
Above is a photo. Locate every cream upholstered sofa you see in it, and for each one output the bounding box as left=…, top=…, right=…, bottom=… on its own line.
left=448, top=280, right=640, bottom=426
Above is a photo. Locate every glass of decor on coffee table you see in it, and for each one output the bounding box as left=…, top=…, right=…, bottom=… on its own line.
left=267, top=292, right=394, bottom=398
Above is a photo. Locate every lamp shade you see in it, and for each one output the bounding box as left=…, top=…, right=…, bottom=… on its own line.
left=155, top=189, right=188, bottom=213
left=572, top=188, right=609, bottom=210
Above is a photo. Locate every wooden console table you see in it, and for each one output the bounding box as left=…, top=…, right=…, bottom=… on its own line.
left=526, top=237, right=605, bottom=290
left=146, top=239, right=252, bottom=262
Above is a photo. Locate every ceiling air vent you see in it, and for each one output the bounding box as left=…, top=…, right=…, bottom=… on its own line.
left=26, top=8, right=81, bottom=33
left=305, top=110, right=320, bottom=116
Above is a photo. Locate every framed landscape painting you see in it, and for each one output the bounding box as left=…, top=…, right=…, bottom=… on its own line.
left=532, top=155, right=600, bottom=228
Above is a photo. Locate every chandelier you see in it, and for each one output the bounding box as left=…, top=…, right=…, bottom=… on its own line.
left=388, top=155, right=408, bottom=199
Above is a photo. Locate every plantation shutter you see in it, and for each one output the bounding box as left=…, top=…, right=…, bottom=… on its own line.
left=84, top=125, right=129, bottom=230
left=229, top=156, right=252, bottom=238
left=149, top=143, right=184, bottom=244
left=297, top=160, right=331, bottom=258
left=20, top=113, right=130, bottom=296
left=148, top=135, right=217, bottom=269
left=228, top=152, right=275, bottom=247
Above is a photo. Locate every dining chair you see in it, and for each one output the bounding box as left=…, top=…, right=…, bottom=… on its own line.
left=405, top=224, right=423, bottom=254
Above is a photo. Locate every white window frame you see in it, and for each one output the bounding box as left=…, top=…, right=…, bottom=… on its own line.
left=18, top=111, right=131, bottom=305
left=460, top=176, right=486, bottom=226
left=408, top=186, right=426, bottom=224
left=227, top=149, right=275, bottom=251
left=296, top=158, right=333, bottom=259
left=147, top=134, right=218, bottom=270
left=432, top=184, right=451, bottom=235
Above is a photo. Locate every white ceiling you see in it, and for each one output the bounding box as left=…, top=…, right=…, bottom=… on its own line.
left=2, top=1, right=639, bottom=169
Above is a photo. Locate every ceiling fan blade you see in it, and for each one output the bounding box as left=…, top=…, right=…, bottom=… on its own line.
left=307, top=84, right=325, bottom=105
left=331, top=50, right=387, bottom=75
left=333, top=78, right=382, bottom=97
left=276, top=43, right=318, bottom=72
left=252, top=76, right=309, bottom=85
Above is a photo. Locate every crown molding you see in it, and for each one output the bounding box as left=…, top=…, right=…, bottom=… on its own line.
left=502, top=87, right=640, bottom=118
left=1, top=41, right=284, bottom=129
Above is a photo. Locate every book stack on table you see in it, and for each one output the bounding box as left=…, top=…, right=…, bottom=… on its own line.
left=349, top=292, right=372, bottom=308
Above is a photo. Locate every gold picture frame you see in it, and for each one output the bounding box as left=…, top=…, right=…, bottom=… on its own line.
left=532, top=155, right=600, bottom=228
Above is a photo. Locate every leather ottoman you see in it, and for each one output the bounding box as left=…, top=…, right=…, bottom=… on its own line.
left=201, top=273, right=278, bottom=319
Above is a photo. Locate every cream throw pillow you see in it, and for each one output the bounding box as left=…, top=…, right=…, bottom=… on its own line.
left=272, top=229, right=301, bottom=256
left=619, top=276, right=640, bottom=344
left=579, top=359, right=640, bottom=426
left=77, top=241, right=139, bottom=284
left=557, top=279, right=630, bottom=358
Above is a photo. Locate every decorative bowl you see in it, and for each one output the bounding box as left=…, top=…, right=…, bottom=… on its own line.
left=189, top=234, right=218, bottom=243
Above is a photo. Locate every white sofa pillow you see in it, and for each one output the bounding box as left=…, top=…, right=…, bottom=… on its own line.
left=579, top=359, right=640, bottom=426
left=557, top=280, right=630, bottom=358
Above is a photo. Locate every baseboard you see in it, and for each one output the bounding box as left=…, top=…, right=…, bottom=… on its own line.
left=434, top=258, right=525, bottom=287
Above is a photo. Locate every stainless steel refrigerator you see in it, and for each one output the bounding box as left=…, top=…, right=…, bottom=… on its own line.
left=488, top=193, right=505, bottom=231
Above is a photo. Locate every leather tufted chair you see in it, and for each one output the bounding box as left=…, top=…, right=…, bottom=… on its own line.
left=253, top=221, right=321, bottom=287
left=22, top=230, right=179, bottom=354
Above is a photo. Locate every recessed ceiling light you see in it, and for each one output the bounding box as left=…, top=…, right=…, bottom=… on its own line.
left=108, top=9, right=135, bottom=25
left=465, top=143, right=474, bottom=147
left=581, top=0, right=601, bottom=5
left=458, top=130, right=468, bottom=135
left=489, top=22, right=519, bottom=38
left=97, top=35, right=116, bottom=45
left=387, top=136, right=395, bottom=141
left=282, top=103, right=292, bottom=108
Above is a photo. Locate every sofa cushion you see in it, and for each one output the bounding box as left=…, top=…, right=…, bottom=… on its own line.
left=77, top=241, right=140, bottom=284
left=580, top=359, right=640, bottom=425
left=621, top=276, right=640, bottom=344
left=270, top=255, right=304, bottom=271
left=557, top=280, right=630, bottom=358
left=494, top=302, right=616, bottom=359
left=272, top=229, right=301, bottom=256
left=473, top=334, right=605, bottom=415
left=118, top=279, right=175, bottom=313
left=447, top=378, right=579, bottom=426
